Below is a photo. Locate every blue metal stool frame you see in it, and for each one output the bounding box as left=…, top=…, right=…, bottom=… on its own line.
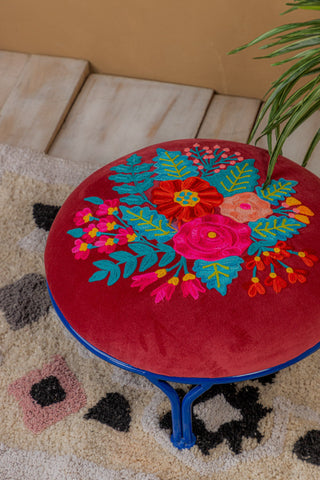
left=48, top=287, right=320, bottom=449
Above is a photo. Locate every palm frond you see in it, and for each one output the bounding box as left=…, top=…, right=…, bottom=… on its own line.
left=229, top=1, right=320, bottom=184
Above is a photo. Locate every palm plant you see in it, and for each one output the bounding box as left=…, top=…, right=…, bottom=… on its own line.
left=229, top=0, right=320, bottom=186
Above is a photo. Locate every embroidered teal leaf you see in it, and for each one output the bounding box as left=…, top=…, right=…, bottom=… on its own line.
left=110, top=156, right=155, bottom=206
left=193, top=257, right=244, bottom=296
left=119, top=194, right=147, bottom=206
left=249, top=215, right=306, bottom=242
left=127, top=154, right=142, bottom=166
left=154, top=148, right=198, bottom=181
left=84, top=196, right=104, bottom=205
left=109, top=251, right=138, bottom=278
left=256, top=178, right=298, bottom=206
left=157, top=243, right=176, bottom=267
left=120, top=206, right=176, bottom=242
left=88, top=270, right=109, bottom=282
left=208, top=159, right=259, bottom=197
left=247, top=240, right=279, bottom=255
left=128, top=244, right=158, bottom=272
left=67, top=228, right=84, bottom=238
left=91, top=260, right=121, bottom=285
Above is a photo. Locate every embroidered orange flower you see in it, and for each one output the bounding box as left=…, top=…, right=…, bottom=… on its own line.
left=220, top=192, right=273, bottom=223
left=264, top=272, right=287, bottom=293
left=152, top=177, right=223, bottom=223
left=282, top=197, right=314, bottom=224
left=245, top=255, right=265, bottom=271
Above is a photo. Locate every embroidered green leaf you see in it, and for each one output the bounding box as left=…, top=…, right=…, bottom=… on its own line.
left=154, top=148, right=198, bottom=180
left=109, top=251, right=138, bottom=278
left=128, top=244, right=159, bottom=272
left=88, top=270, right=109, bottom=282
left=249, top=215, right=306, bottom=241
left=247, top=240, right=278, bottom=255
left=193, top=257, right=244, bottom=296
left=256, top=178, right=298, bottom=205
left=109, top=155, right=155, bottom=206
left=208, top=159, right=259, bottom=197
left=91, top=260, right=121, bottom=285
left=120, top=206, right=176, bottom=242
left=157, top=243, right=176, bottom=267
left=67, top=228, right=84, bottom=238
left=84, top=196, right=104, bottom=205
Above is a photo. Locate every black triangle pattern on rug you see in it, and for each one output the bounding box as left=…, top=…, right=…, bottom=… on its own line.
left=160, top=382, right=273, bottom=456
left=293, top=430, right=320, bottom=466
left=33, top=203, right=61, bottom=231
left=84, top=392, right=131, bottom=432
left=0, top=273, right=51, bottom=330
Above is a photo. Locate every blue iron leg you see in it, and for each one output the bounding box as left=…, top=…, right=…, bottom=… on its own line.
left=147, top=377, right=215, bottom=449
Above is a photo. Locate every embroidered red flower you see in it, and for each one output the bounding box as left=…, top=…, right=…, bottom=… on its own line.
left=152, top=177, right=223, bottom=223
left=286, top=267, right=307, bottom=284
left=298, top=249, right=319, bottom=267
left=248, top=277, right=266, bottom=297
left=264, top=272, right=287, bottom=293
left=245, top=255, right=265, bottom=271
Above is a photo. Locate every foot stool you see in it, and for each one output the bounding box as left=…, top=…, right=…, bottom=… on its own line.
left=45, top=139, right=320, bottom=449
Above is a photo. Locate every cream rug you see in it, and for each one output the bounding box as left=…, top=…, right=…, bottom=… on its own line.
left=1, top=143, right=320, bottom=480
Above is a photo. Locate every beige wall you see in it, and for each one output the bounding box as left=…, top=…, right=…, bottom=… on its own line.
left=0, top=0, right=318, bottom=98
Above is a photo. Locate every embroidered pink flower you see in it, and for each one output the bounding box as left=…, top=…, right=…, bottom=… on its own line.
left=131, top=269, right=167, bottom=292
left=116, top=227, right=137, bottom=245
left=83, top=223, right=100, bottom=242
left=173, top=214, right=252, bottom=261
left=151, top=277, right=179, bottom=303
left=96, top=199, right=119, bottom=217
left=73, top=208, right=94, bottom=226
left=72, top=239, right=90, bottom=259
left=94, top=236, right=117, bottom=254
left=181, top=274, right=206, bottom=299
left=219, top=192, right=273, bottom=223
left=97, top=217, right=117, bottom=232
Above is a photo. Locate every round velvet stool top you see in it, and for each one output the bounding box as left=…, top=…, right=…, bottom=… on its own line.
left=45, top=139, right=320, bottom=449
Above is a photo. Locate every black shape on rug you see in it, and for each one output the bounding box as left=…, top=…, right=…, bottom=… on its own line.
left=84, top=392, right=131, bottom=432
left=293, top=430, right=320, bottom=466
left=30, top=375, right=66, bottom=407
left=0, top=273, right=51, bottom=330
left=160, top=383, right=272, bottom=455
left=33, top=203, right=60, bottom=231
left=254, top=373, right=278, bottom=385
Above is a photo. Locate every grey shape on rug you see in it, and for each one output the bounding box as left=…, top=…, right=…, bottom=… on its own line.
left=0, top=273, right=51, bottom=330
left=18, top=228, right=49, bottom=254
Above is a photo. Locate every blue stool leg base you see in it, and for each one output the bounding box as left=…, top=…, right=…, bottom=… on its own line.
left=147, top=377, right=215, bottom=449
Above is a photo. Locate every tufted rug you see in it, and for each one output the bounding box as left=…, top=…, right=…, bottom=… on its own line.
left=1, top=143, right=320, bottom=480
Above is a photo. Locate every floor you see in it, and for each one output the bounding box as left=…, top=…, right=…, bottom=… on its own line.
left=0, top=50, right=319, bottom=176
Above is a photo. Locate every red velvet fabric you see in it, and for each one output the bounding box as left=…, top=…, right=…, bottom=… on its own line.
left=45, top=139, right=320, bottom=379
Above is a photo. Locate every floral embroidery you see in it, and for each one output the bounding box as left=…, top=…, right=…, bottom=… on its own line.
left=67, top=142, right=318, bottom=302
left=220, top=192, right=273, bottom=223
left=152, top=177, right=223, bottom=223
left=172, top=214, right=252, bottom=261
